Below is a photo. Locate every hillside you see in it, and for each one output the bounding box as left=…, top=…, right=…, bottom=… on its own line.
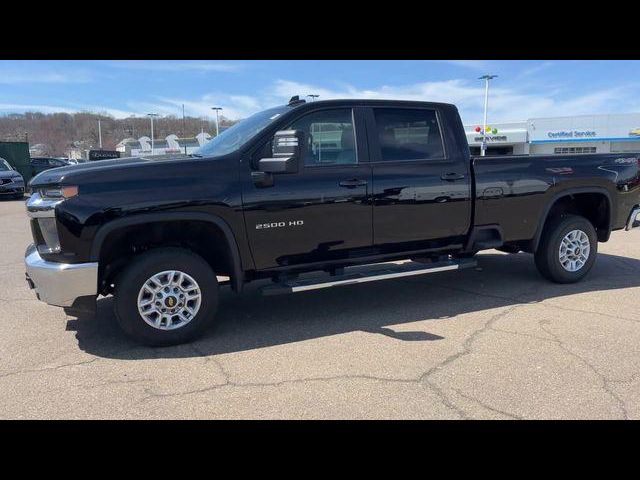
left=0, top=111, right=237, bottom=157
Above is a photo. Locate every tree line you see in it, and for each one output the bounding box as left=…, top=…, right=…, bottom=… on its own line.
left=0, top=111, right=237, bottom=156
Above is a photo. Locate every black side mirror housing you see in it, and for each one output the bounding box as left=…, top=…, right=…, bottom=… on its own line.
left=258, top=130, right=303, bottom=174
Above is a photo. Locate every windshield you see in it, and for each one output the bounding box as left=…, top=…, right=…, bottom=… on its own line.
left=0, top=158, right=13, bottom=171
left=194, top=105, right=290, bottom=157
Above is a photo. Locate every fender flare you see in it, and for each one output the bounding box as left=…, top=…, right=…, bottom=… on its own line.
left=531, top=186, right=613, bottom=252
left=90, top=212, right=244, bottom=291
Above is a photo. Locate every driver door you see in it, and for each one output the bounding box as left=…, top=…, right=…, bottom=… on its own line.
left=242, top=107, right=373, bottom=271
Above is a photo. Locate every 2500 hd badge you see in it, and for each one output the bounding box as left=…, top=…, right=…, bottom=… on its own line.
left=256, top=220, right=304, bottom=229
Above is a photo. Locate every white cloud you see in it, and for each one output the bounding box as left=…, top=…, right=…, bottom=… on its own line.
left=441, top=60, right=491, bottom=71
left=0, top=103, right=138, bottom=118
left=261, top=79, right=638, bottom=125
left=1, top=75, right=637, bottom=126
left=127, top=93, right=266, bottom=121
left=0, top=103, right=78, bottom=114
left=115, top=77, right=637, bottom=126
left=518, top=61, right=555, bottom=78
left=106, top=61, right=244, bottom=73
left=0, top=72, right=92, bottom=84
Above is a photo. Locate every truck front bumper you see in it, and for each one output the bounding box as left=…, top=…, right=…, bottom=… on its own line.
left=626, top=206, right=640, bottom=231
left=24, top=244, right=98, bottom=308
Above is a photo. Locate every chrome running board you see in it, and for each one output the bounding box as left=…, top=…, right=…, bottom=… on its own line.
left=261, top=258, right=477, bottom=296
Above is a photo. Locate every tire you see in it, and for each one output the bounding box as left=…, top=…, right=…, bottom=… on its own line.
left=534, top=214, right=597, bottom=283
left=113, top=247, right=219, bottom=346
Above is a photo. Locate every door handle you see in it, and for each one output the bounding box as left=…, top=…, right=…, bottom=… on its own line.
left=441, top=172, right=465, bottom=181
left=339, top=179, right=368, bottom=188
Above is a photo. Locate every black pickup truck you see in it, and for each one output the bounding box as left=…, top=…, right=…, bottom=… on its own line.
left=25, top=97, right=640, bottom=346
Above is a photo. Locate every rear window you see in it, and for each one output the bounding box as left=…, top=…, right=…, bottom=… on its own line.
left=374, top=108, right=445, bottom=161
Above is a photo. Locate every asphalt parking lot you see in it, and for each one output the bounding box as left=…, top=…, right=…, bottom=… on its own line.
left=2, top=198, right=640, bottom=419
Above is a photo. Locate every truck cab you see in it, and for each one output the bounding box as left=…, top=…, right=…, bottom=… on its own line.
left=240, top=99, right=473, bottom=271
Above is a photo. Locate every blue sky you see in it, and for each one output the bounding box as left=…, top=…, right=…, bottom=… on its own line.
left=1, top=60, right=639, bottom=125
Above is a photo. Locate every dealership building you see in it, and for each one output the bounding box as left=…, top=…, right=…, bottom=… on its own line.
left=464, top=113, right=640, bottom=156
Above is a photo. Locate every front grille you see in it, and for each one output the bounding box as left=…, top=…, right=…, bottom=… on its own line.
left=0, top=178, right=12, bottom=185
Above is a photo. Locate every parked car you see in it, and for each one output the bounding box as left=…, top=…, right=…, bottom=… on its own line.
left=29, top=157, right=70, bottom=177
left=24, top=97, right=640, bottom=346
left=0, top=157, right=25, bottom=200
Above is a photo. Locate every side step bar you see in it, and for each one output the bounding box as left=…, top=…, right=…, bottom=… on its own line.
left=261, top=257, right=477, bottom=296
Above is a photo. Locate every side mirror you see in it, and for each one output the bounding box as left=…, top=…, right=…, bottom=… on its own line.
left=258, top=130, right=302, bottom=174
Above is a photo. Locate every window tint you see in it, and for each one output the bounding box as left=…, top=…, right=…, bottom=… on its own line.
left=374, top=108, right=444, bottom=161
left=288, top=109, right=357, bottom=166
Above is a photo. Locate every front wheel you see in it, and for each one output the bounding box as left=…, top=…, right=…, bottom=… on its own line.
left=534, top=214, right=597, bottom=283
left=113, top=247, right=219, bottom=346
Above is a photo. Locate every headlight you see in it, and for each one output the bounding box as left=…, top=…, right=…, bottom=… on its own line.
left=40, top=185, right=78, bottom=199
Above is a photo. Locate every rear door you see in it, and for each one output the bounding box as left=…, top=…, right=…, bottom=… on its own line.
left=242, top=106, right=373, bottom=270
left=366, top=106, right=472, bottom=253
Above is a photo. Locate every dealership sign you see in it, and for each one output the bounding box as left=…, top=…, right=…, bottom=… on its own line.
left=465, top=129, right=527, bottom=145
left=546, top=130, right=597, bottom=139
left=473, top=135, right=508, bottom=142
left=529, top=113, right=640, bottom=143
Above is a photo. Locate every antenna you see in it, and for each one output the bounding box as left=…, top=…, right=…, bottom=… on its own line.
left=288, top=95, right=306, bottom=106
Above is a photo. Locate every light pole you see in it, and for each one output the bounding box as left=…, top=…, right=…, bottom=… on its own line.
left=211, top=107, right=222, bottom=137
left=98, top=119, right=102, bottom=149
left=182, top=104, right=187, bottom=154
left=307, top=94, right=319, bottom=102
left=147, top=113, right=159, bottom=155
left=478, top=75, right=497, bottom=156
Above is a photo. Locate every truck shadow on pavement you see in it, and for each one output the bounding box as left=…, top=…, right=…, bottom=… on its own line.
left=65, top=251, right=640, bottom=359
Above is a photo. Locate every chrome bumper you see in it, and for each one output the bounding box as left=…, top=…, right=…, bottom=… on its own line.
left=24, top=244, right=98, bottom=307
left=626, top=206, right=640, bottom=231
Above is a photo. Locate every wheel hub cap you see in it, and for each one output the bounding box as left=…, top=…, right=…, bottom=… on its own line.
left=559, top=229, right=590, bottom=272
left=137, top=270, right=202, bottom=330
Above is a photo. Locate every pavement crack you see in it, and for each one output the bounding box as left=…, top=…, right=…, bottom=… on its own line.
left=419, top=303, right=523, bottom=383
left=539, top=322, right=630, bottom=420
left=451, top=387, right=524, bottom=419
left=0, top=357, right=100, bottom=379
left=141, top=373, right=421, bottom=401
left=411, top=283, right=542, bottom=419
left=538, top=300, right=640, bottom=324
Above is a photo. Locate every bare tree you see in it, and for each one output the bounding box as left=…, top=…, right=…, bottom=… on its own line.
left=0, top=111, right=239, bottom=156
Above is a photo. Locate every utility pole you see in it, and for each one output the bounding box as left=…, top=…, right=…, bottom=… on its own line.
left=98, top=119, right=103, bottom=149
left=307, top=94, right=319, bottom=102
left=182, top=104, right=187, bottom=154
left=211, top=107, right=222, bottom=137
left=147, top=113, right=159, bottom=155
left=478, top=74, right=497, bottom=157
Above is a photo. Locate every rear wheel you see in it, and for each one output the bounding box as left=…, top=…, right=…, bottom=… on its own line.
left=534, top=214, right=597, bottom=283
left=113, top=247, right=219, bottom=346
